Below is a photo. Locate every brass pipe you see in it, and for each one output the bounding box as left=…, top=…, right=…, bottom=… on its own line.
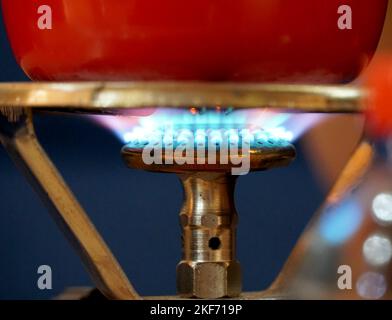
left=177, top=173, right=241, bottom=298
left=0, top=108, right=139, bottom=300
left=0, top=82, right=364, bottom=114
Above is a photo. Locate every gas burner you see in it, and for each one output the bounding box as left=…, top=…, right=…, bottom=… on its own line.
left=122, top=128, right=295, bottom=298
left=0, top=82, right=365, bottom=300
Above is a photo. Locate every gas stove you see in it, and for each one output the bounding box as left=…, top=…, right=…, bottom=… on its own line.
left=2, top=81, right=381, bottom=300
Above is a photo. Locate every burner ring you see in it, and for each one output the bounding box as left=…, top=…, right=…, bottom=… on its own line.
left=122, top=138, right=296, bottom=174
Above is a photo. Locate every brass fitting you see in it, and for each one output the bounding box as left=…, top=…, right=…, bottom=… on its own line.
left=177, top=261, right=241, bottom=299
left=177, top=173, right=241, bottom=298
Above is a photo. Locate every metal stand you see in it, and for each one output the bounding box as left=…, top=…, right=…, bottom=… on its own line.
left=0, top=82, right=363, bottom=299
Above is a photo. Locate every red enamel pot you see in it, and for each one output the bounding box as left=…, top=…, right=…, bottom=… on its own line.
left=1, top=0, right=388, bottom=83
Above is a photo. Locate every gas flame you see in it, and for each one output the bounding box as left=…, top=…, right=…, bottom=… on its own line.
left=92, top=107, right=327, bottom=144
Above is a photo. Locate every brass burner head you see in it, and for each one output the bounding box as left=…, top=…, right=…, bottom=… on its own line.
left=122, top=138, right=295, bottom=174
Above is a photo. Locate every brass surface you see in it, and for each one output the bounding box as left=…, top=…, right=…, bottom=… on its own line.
left=122, top=144, right=296, bottom=174
left=0, top=82, right=364, bottom=114
left=177, top=173, right=241, bottom=299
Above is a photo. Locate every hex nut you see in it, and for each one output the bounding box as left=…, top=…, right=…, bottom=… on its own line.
left=177, top=261, right=241, bottom=299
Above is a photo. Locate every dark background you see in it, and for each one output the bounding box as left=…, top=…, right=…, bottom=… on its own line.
left=0, top=9, right=323, bottom=299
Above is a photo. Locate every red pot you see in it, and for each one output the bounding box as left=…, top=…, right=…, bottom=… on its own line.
left=1, top=0, right=388, bottom=83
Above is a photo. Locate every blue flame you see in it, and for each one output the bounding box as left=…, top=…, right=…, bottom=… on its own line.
left=92, top=107, right=328, bottom=145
